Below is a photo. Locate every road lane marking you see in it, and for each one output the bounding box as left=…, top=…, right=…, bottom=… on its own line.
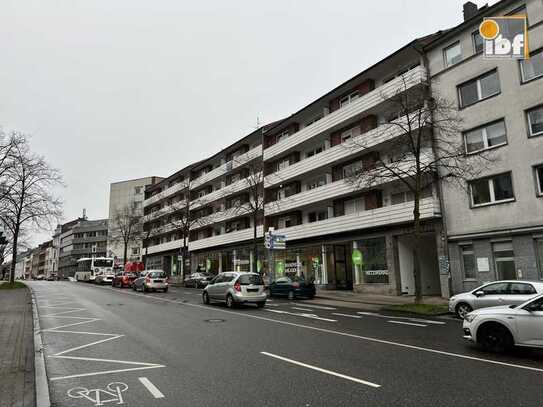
left=357, top=312, right=445, bottom=325
left=294, top=303, right=336, bottom=310
left=139, top=377, right=165, bottom=399
left=291, top=307, right=314, bottom=312
left=51, top=365, right=165, bottom=381
left=387, top=320, right=427, bottom=327
left=261, top=352, right=380, bottom=388
left=332, top=313, right=362, bottom=319
left=266, top=309, right=337, bottom=322
left=89, top=283, right=543, bottom=374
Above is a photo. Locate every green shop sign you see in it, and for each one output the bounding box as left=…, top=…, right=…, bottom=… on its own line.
left=275, top=260, right=285, bottom=275
left=352, top=249, right=364, bottom=266
left=206, top=259, right=211, bottom=271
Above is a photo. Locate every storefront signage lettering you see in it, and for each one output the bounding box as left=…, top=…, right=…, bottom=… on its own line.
left=364, top=270, right=388, bottom=276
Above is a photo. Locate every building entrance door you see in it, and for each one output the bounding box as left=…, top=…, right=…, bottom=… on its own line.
left=334, top=245, right=353, bottom=290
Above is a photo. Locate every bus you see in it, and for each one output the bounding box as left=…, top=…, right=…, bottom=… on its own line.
left=75, top=257, right=114, bottom=282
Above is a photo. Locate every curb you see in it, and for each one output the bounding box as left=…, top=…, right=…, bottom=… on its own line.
left=30, top=288, right=51, bottom=407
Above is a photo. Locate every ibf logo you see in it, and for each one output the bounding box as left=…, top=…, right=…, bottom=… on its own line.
left=480, top=16, right=528, bottom=59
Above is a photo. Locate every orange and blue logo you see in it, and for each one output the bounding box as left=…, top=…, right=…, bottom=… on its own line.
left=480, top=16, right=528, bottom=59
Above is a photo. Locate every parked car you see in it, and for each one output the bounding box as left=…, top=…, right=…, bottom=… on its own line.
left=269, top=276, right=316, bottom=300
left=95, top=270, right=115, bottom=285
left=112, top=271, right=138, bottom=288
left=132, top=270, right=169, bottom=293
left=202, top=272, right=266, bottom=308
left=46, top=274, right=56, bottom=281
left=184, top=272, right=214, bottom=288
left=449, top=280, right=543, bottom=319
left=463, top=293, right=543, bottom=352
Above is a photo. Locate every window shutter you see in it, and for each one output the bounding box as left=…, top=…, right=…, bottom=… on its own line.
left=330, top=131, right=342, bottom=147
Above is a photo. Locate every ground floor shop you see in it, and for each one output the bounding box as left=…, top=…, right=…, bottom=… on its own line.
left=188, top=221, right=448, bottom=297
left=448, top=230, right=543, bottom=294
left=144, top=249, right=183, bottom=279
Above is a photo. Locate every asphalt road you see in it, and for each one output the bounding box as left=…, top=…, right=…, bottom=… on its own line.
left=30, top=281, right=543, bottom=407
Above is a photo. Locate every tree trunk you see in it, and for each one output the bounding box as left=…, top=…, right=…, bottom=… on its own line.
left=413, top=194, right=423, bottom=303
left=123, top=241, right=128, bottom=269
left=10, top=224, right=19, bottom=284
left=253, top=212, right=258, bottom=274
left=183, top=234, right=189, bottom=281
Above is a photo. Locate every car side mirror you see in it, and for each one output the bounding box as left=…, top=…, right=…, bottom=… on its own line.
left=475, top=290, right=485, bottom=297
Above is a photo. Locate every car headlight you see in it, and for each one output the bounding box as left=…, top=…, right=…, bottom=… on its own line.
left=464, top=314, right=477, bottom=323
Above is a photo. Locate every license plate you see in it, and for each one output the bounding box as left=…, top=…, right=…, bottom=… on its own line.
left=247, top=288, right=259, bottom=292
left=154, top=279, right=164, bottom=283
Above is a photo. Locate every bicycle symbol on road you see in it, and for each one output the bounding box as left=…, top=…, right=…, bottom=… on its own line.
left=67, top=382, right=128, bottom=406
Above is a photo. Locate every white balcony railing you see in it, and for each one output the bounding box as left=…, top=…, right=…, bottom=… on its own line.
left=189, top=174, right=261, bottom=211
left=142, top=200, right=188, bottom=223
left=263, top=65, right=425, bottom=161
left=190, top=205, right=253, bottom=230
left=274, top=197, right=440, bottom=242
left=143, top=181, right=187, bottom=207
left=191, top=145, right=263, bottom=189
left=145, top=239, right=184, bottom=255
left=264, top=115, right=421, bottom=188
left=188, top=225, right=264, bottom=252
left=265, top=151, right=434, bottom=215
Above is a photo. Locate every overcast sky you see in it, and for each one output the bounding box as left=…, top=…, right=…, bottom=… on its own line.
left=1, top=0, right=490, bottom=245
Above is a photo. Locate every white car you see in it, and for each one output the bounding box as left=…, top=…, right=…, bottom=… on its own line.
left=448, top=280, right=543, bottom=319
left=463, top=294, right=543, bottom=352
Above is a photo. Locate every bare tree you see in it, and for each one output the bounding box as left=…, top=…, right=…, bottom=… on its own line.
left=345, top=76, right=492, bottom=302
left=109, top=203, right=143, bottom=266
left=0, top=138, right=63, bottom=284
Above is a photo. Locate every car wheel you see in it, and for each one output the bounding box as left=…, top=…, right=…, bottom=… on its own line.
left=226, top=294, right=235, bottom=308
left=203, top=291, right=210, bottom=305
left=257, top=301, right=266, bottom=308
left=478, top=323, right=514, bottom=352
left=132, top=284, right=136, bottom=291
left=456, top=303, right=473, bottom=319
left=287, top=291, right=295, bottom=300
left=163, top=287, right=168, bottom=293
left=142, top=285, right=147, bottom=293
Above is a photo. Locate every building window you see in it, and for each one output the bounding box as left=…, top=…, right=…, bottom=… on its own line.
left=308, top=211, right=328, bottom=223
left=470, top=172, right=514, bottom=207
left=344, top=197, right=363, bottom=215
left=520, top=49, right=543, bottom=83
left=305, top=145, right=324, bottom=158
left=458, top=70, right=500, bottom=108
left=444, top=42, right=462, bottom=67
left=277, top=130, right=290, bottom=143
left=306, top=175, right=327, bottom=190
left=357, top=237, right=388, bottom=284
left=460, top=245, right=476, bottom=279
left=493, top=242, right=516, bottom=280
left=134, top=186, right=143, bottom=194
left=464, top=120, right=507, bottom=153
left=535, top=164, right=543, bottom=196
left=305, top=115, right=322, bottom=127
left=131, top=247, right=140, bottom=255
left=472, top=31, right=483, bottom=53
left=527, top=105, right=543, bottom=137
left=339, top=91, right=360, bottom=108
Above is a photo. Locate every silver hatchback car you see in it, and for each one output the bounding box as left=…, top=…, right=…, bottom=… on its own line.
left=449, top=280, right=543, bottom=319
left=202, top=272, right=266, bottom=308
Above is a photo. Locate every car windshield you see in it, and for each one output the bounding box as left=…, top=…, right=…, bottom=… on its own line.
left=149, top=271, right=166, bottom=278
left=237, top=274, right=263, bottom=285
left=94, top=259, right=113, bottom=267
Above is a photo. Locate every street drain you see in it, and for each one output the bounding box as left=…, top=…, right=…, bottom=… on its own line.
left=205, top=319, right=225, bottom=323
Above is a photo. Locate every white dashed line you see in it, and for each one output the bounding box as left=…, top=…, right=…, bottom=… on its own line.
left=332, top=313, right=362, bottom=319
left=291, top=307, right=314, bottom=312
left=261, top=352, right=380, bottom=388
left=387, top=320, right=427, bottom=327
left=139, top=377, right=165, bottom=399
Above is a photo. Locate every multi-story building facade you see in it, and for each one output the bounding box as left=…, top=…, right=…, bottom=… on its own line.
left=56, top=218, right=109, bottom=277
left=425, top=0, right=543, bottom=294
left=107, top=176, right=162, bottom=264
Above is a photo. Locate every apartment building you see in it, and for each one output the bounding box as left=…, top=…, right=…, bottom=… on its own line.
left=425, top=0, right=543, bottom=294
left=56, top=218, right=109, bottom=277
left=107, top=176, right=162, bottom=263
left=260, top=37, right=448, bottom=297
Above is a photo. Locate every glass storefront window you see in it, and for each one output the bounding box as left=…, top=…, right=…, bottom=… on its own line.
left=357, top=237, right=388, bottom=284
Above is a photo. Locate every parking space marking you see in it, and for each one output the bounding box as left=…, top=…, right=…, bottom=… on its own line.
left=139, top=377, right=165, bottom=399
left=266, top=309, right=337, bottom=322
left=261, top=352, right=380, bottom=388
left=332, top=313, right=362, bottom=319
left=293, top=303, right=336, bottom=310
left=357, top=312, right=446, bottom=325
left=37, top=298, right=166, bottom=381
left=291, top=307, right=314, bottom=312
left=387, top=320, right=427, bottom=327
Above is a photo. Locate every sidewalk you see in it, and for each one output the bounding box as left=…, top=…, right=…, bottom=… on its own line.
left=0, top=286, right=36, bottom=407
left=315, top=289, right=448, bottom=306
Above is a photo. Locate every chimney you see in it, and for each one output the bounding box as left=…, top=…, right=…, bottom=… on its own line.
left=463, top=1, right=479, bottom=21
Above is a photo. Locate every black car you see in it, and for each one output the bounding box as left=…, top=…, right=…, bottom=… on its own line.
left=269, top=276, right=316, bottom=300
left=184, top=272, right=214, bottom=288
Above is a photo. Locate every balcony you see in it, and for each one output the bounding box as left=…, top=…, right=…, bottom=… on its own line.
left=143, top=181, right=187, bottom=207
left=188, top=225, right=264, bottom=252
left=191, top=145, right=263, bottom=189
left=265, top=116, right=421, bottom=188
left=189, top=174, right=260, bottom=210
left=190, top=205, right=253, bottom=230
left=145, top=239, right=184, bottom=255
left=142, top=200, right=188, bottom=223
left=274, top=197, right=440, bottom=242
left=263, top=66, right=426, bottom=161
